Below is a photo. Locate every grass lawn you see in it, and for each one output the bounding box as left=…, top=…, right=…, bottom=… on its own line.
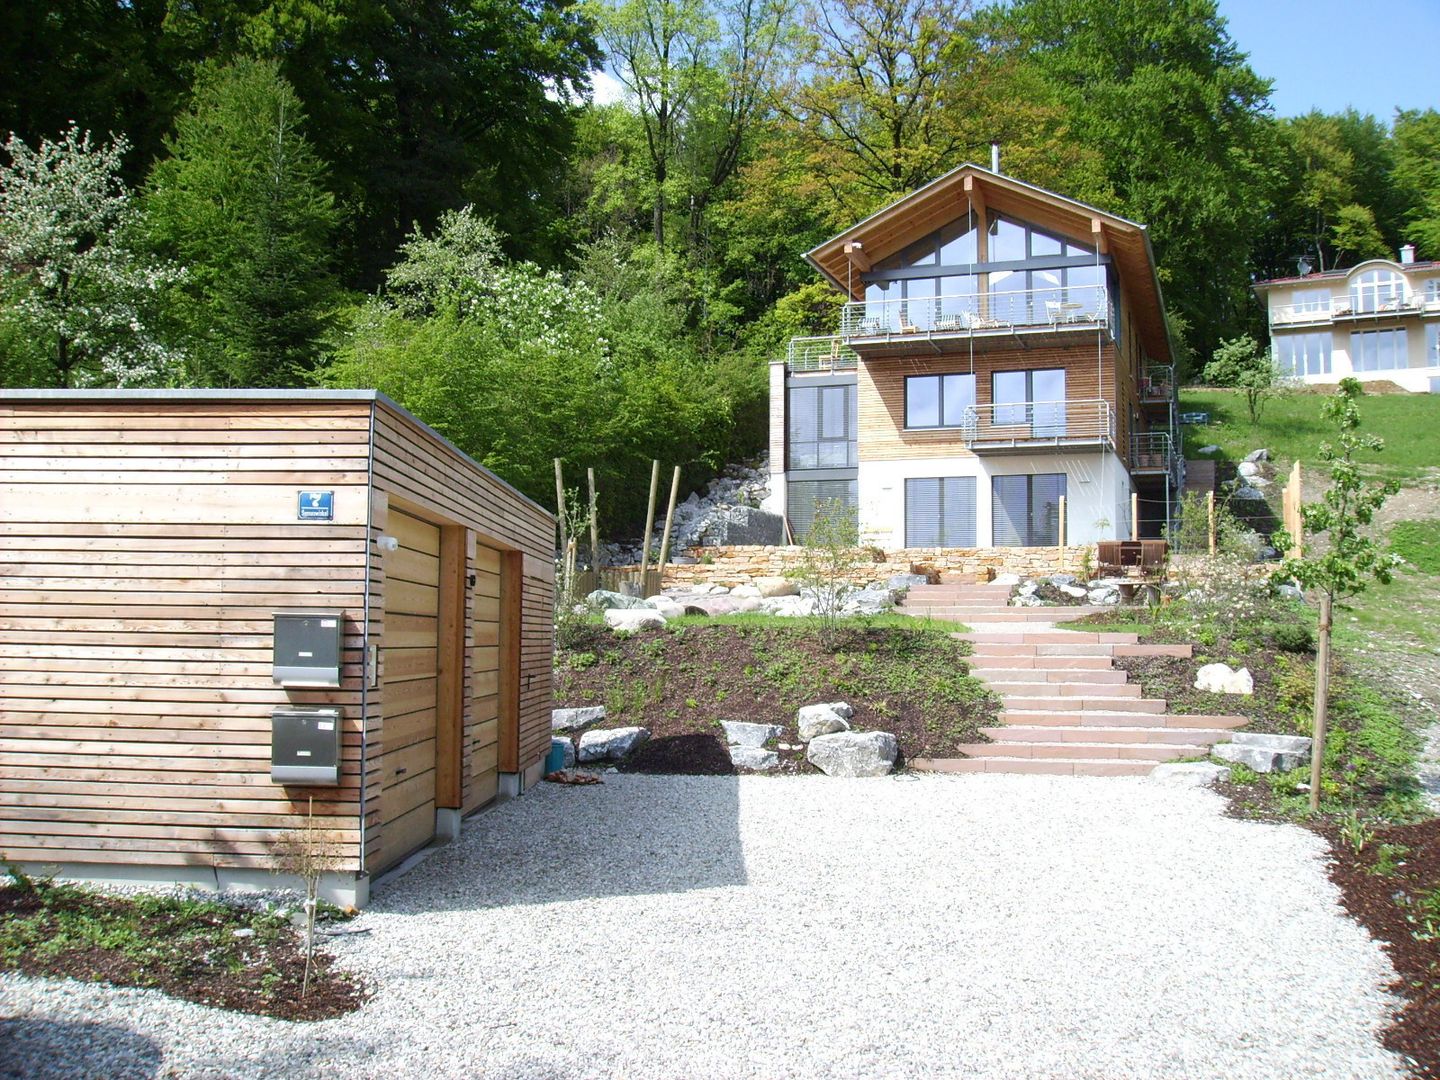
left=554, top=615, right=995, bottom=769
left=0, top=871, right=365, bottom=1020
left=1179, top=388, right=1440, bottom=480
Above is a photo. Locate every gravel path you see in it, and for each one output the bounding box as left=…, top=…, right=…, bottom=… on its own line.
left=1, top=775, right=1406, bottom=1079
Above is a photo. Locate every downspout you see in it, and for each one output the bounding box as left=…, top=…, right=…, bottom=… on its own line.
left=358, top=401, right=377, bottom=875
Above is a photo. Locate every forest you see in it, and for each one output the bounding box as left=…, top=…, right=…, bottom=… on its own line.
left=2, top=0, right=1438, bottom=526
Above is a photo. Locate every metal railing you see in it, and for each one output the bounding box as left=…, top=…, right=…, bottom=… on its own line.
left=786, top=335, right=859, bottom=372
left=840, top=284, right=1108, bottom=338
left=1140, top=364, right=1174, bottom=403
left=958, top=398, right=1114, bottom=450
left=1130, top=431, right=1177, bottom=480
left=1269, top=293, right=1436, bottom=326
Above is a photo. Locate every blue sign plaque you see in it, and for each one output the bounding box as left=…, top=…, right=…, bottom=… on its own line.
left=297, top=490, right=335, bottom=521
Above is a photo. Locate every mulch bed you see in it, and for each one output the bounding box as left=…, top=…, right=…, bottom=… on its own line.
left=1326, top=818, right=1440, bottom=1078
left=0, top=884, right=368, bottom=1021
left=554, top=622, right=997, bottom=774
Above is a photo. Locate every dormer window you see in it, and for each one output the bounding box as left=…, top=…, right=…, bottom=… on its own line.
left=1350, top=269, right=1405, bottom=314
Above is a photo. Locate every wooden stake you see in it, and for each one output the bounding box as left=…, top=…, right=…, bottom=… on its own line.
left=1207, top=490, right=1216, bottom=556
left=1131, top=492, right=1139, bottom=541
left=553, top=458, right=567, bottom=556
left=657, top=466, right=682, bottom=579
left=638, top=459, right=660, bottom=581
left=1309, top=592, right=1332, bottom=814
left=587, top=467, right=600, bottom=569
left=1057, top=495, right=1067, bottom=566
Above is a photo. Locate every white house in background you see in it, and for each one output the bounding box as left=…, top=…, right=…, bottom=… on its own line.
left=1254, top=246, right=1440, bottom=394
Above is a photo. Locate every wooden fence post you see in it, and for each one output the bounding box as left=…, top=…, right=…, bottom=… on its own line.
left=1207, top=490, right=1216, bottom=556
left=638, top=459, right=660, bottom=582
left=587, top=467, right=600, bottom=568
left=1283, top=461, right=1304, bottom=559
left=657, top=466, right=682, bottom=586
left=1057, top=495, right=1067, bottom=568
left=1131, top=492, right=1139, bottom=541
left=553, top=458, right=567, bottom=556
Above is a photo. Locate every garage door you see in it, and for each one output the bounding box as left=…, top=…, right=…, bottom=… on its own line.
left=468, top=544, right=502, bottom=810
left=375, top=510, right=440, bottom=874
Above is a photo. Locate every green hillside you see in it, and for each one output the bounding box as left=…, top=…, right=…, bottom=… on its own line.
left=1179, top=388, right=1440, bottom=480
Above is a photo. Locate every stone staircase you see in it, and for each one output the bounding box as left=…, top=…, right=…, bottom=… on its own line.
left=903, top=583, right=1245, bottom=777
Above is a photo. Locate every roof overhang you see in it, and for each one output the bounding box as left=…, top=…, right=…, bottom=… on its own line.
left=805, top=163, right=1172, bottom=363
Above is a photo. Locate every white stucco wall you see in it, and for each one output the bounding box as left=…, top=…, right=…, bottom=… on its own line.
left=855, top=449, right=1132, bottom=548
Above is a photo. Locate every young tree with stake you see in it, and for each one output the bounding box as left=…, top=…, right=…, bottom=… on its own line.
left=1273, top=378, right=1401, bottom=813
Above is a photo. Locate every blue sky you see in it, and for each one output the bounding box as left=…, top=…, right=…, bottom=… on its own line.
left=1216, top=0, right=1440, bottom=120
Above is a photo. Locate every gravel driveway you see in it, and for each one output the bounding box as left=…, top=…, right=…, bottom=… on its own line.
left=1, top=775, right=1406, bottom=1079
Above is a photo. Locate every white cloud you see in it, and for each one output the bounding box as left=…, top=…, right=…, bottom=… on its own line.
left=589, top=69, right=628, bottom=107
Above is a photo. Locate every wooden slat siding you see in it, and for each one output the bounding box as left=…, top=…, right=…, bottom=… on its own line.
left=369, top=403, right=555, bottom=790
left=0, top=402, right=371, bottom=872
left=856, top=343, right=1117, bottom=462
left=464, top=542, right=502, bottom=813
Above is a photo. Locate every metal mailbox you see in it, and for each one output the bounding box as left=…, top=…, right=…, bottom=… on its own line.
left=272, top=611, right=343, bottom=687
left=271, top=706, right=342, bottom=785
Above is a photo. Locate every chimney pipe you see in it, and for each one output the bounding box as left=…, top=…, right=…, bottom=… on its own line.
left=991, top=141, right=1000, bottom=174
left=1400, top=243, right=1416, bottom=265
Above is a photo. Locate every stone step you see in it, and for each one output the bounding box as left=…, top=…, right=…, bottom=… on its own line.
left=967, top=642, right=1119, bottom=658
left=954, top=631, right=1139, bottom=645
left=997, top=709, right=1245, bottom=729
left=981, top=724, right=1235, bottom=745
left=969, top=666, right=1129, bottom=683
left=905, top=588, right=1013, bottom=598
left=957, top=741, right=1209, bottom=761
left=987, top=681, right=1142, bottom=698
left=1112, top=643, right=1193, bottom=658
left=911, top=757, right=1156, bottom=777
left=966, top=655, right=1117, bottom=670
left=1001, top=695, right=1165, bottom=713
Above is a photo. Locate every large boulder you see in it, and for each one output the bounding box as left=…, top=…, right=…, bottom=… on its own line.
left=683, top=596, right=741, bottom=617
left=756, top=577, right=799, bottom=598
left=552, top=706, right=606, bottom=733
left=887, top=573, right=930, bottom=590
left=1149, top=762, right=1230, bottom=787
left=720, top=720, right=784, bottom=748
left=1194, top=663, right=1254, bottom=695
left=1232, top=484, right=1266, bottom=502
left=729, top=745, right=780, bottom=771
left=587, top=589, right=654, bottom=610
left=577, top=726, right=651, bottom=763
left=1237, top=460, right=1260, bottom=479
left=1245, top=448, right=1270, bottom=463
left=842, top=587, right=898, bottom=615
left=760, top=595, right=817, bottom=617
left=993, top=573, right=1022, bottom=587
left=697, top=505, right=785, bottom=547
left=1058, top=584, right=1088, bottom=599
left=1213, top=732, right=1311, bottom=773
left=806, top=731, right=898, bottom=777
left=797, top=702, right=853, bottom=742
left=647, top=598, right=687, bottom=620
left=730, top=584, right=763, bottom=599
left=604, top=608, right=667, bottom=633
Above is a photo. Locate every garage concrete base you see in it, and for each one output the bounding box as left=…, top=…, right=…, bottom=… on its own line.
left=12, top=861, right=370, bottom=909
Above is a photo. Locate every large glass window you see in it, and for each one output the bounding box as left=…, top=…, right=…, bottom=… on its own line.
left=1275, top=333, right=1332, bottom=377
left=1350, top=269, right=1405, bottom=313
left=787, top=480, right=857, bottom=543
left=1351, top=329, right=1408, bottom=372
left=788, top=383, right=857, bottom=469
left=992, top=368, right=1066, bottom=434
left=1292, top=287, right=1331, bottom=315
left=906, top=373, right=976, bottom=429
left=938, top=215, right=978, bottom=264
left=905, top=477, right=977, bottom=547
left=992, top=474, right=1067, bottom=547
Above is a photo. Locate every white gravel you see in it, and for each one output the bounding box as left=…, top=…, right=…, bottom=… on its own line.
left=1, top=775, right=1406, bottom=1079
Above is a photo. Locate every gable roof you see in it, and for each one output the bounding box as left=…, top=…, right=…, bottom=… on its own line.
left=805, top=163, right=1172, bottom=362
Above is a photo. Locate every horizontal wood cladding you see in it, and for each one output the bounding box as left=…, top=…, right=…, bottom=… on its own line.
left=0, top=402, right=373, bottom=872
left=857, top=343, right=1118, bottom=462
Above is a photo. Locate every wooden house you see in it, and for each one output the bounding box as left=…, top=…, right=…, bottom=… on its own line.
left=0, top=390, right=556, bottom=906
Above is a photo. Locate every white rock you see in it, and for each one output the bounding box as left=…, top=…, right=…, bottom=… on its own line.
left=1276, top=583, right=1305, bottom=602
left=729, top=746, right=780, bottom=771
left=797, top=703, right=853, bottom=741
left=730, top=584, right=762, bottom=599
left=577, top=726, right=651, bottom=762
left=756, top=577, right=799, bottom=598
left=604, top=608, right=667, bottom=632
left=553, top=706, right=606, bottom=732
left=720, top=721, right=784, bottom=748
left=1197, top=444, right=1220, bottom=455
left=993, top=573, right=1022, bottom=587
left=1059, top=584, right=1088, bottom=599
left=1150, top=762, right=1231, bottom=787
left=1213, top=732, right=1312, bottom=773
left=1017, top=583, right=1039, bottom=597
left=1194, top=663, right=1254, bottom=695
left=649, top=599, right=687, bottom=620
left=1245, top=448, right=1270, bottom=463
left=806, top=731, right=898, bottom=777
left=586, top=589, right=650, bottom=610
left=1232, top=485, right=1265, bottom=501
left=1237, top=461, right=1260, bottom=479
left=887, top=574, right=930, bottom=590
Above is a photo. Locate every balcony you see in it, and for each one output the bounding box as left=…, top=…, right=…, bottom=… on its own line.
left=958, top=398, right=1114, bottom=454
left=1139, top=364, right=1174, bottom=407
left=1130, top=431, right=1178, bottom=481
left=1270, top=293, right=1439, bottom=327
left=786, top=335, right=858, bottom=373
left=839, top=284, right=1109, bottom=352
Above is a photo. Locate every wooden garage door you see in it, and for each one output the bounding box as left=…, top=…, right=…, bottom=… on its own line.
left=468, top=543, right=503, bottom=810
left=376, top=510, right=440, bottom=874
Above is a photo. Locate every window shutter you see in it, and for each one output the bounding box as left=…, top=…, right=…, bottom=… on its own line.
left=905, top=478, right=942, bottom=547
left=941, top=477, right=977, bottom=547
left=991, top=475, right=1027, bottom=546
left=788, top=479, right=858, bottom=542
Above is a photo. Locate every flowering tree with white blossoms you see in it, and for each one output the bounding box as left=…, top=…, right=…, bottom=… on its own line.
left=0, top=124, right=184, bottom=387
